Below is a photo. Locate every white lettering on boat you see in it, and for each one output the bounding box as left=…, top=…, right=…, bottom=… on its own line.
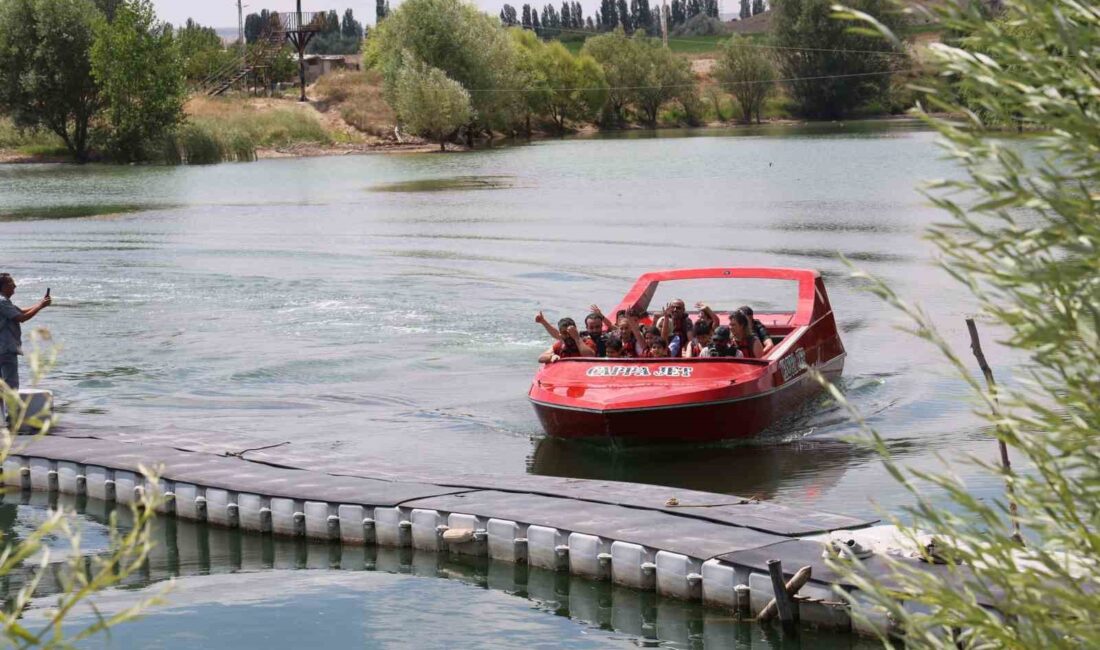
left=779, top=348, right=808, bottom=381
left=586, top=366, right=694, bottom=378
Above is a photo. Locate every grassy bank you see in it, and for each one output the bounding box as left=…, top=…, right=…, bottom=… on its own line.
left=0, top=117, right=68, bottom=159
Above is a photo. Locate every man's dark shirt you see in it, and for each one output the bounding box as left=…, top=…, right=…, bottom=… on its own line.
left=582, top=330, right=607, bottom=357
left=707, top=342, right=740, bottom=358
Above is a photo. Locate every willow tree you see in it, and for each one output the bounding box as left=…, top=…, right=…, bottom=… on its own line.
left=827, top=0, right=1100, bottom=646
left=714, top=35, right=775, bottom=123
left=394, top=61, right=472, bottom=149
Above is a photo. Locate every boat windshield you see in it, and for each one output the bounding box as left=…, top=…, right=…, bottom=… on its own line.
left=631, top=278, right=798, bottom=316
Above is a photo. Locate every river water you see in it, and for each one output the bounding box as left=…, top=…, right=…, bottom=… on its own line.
left=0, top=120, right=1020, bottom=647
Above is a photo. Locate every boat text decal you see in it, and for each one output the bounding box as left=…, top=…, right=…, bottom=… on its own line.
left=779, top=348, right=808, bottom=381
left=586, top=366, right=694, bottom=378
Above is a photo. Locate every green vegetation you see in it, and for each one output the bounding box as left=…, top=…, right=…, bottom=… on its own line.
left=393, top=61, right=473, bottom=150
left=0, top=118, right=66, bottom=154
left=714, top=35, right=775, bottom=124
left=0, top=0, right=103, bottom=162
left=825, top=0, right=1100, bottom=645
left=91, top=0, right=184, bottom=162
left=772, top=0, right=907, bottom=118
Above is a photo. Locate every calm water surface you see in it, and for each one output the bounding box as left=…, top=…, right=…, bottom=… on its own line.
left=0, top=121, right=1020, bottom=646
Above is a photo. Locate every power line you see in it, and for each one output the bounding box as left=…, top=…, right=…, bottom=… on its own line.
left=465, top=67, right=922, bottom=93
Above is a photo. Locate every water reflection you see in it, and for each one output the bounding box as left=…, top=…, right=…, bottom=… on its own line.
left=530, top=438, right=863, bottom=500
left=3, top=492, right=873, bottom=649
left=371, top=175, right=516, bottom=192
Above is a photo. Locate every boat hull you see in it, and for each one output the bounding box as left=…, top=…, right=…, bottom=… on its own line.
left=531, top=359, right=842, bottom=442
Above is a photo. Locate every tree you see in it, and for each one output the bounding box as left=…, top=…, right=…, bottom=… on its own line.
left=529, top=41, right=607, bottom=132
left=376, top=0, right=388, bottom=23
left=632, top=35, right=693, bottom=126
left=772, top=0, right=905, bottom=118
left=582, top=28, right=646, bottom=125
left=825, top=0, right=1100, bottom=646
left=739, top=0, right=750, bottom=18
left=671, top=0, right=685, bottom=26
left=501, top=3, right=518, bottom=25
left=751, top=0, right=765, bottom=15
left=366, top=0, right=527, bottom=134
left=90, top=0, right=184, bottom=162
left=522, top=3, right=532, bottom=28
left=341, top=8, right=363, bottom=39
left=714, top=35, right=775, bottom=123
left=616, top=0, right=632, bottom=31
left=394, top=60, right=472, bottom=150
left=177, top=18, right=235, bottom=83
left=0, top=0, right=102, bottom=162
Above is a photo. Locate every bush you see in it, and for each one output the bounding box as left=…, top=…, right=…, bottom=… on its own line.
left=393, top=60, right=472, bottom=149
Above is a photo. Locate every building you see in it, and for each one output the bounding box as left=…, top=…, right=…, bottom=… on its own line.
left=302, top=54, right=361, bottom=83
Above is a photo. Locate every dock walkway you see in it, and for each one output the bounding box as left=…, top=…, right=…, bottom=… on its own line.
left=2, top=429, right=970, bottom=636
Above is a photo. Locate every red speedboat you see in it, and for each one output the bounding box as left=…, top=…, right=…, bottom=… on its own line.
left=528, top=267, right=845, bottom=442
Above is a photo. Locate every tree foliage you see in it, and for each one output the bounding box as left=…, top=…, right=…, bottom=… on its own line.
left=530, top=41, right=607, bottom=132
left=714, top=35, right=775, bottom=123
left=176, top=18, right=236, bottom=83
left=90, top=0, right=184, bottom=162
left=393, top=60, right=472, bottom=149
left=632, top=36, right=693, bottom=126
left=771, top=0, right=905, bottom=118
left=826, top=0, right=1100, bottom=646
left=367, top=0, right=524, bottom=133
left=0, top=0, right=102, bottom=162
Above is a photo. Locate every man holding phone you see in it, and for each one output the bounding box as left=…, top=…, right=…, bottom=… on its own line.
left=0, top=273, right=51, bottom=390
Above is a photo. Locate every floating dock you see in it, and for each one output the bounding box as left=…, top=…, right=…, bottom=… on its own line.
left=3, top=429, right=988, bottom=637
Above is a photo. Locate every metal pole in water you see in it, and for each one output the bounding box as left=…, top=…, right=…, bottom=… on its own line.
left=965, top=317, right=1024, bottom=546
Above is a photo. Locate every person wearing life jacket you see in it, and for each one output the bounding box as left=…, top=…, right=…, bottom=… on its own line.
left=582, top=305, right=614, bottom=357
left=738, top=305, right=774, bottom=353
left=707, top=325, right=741, bottom=358
left=656, top=299, right=692, bottom=352
left=537, top=315, right=596, bottom=363
left=683, top=320, right=714, bottom=357
left=730, top=310, right=765, bottom=359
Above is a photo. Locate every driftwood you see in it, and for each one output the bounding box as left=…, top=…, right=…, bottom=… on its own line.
left=757, top=562, right=812, bottom=623
left=965, top=318, right=1024, bottom=546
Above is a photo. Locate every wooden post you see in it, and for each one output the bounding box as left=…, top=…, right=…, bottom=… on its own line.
left=764, top=559, right=797, bottom=626
left=757, top=564, right=812, bottom=623
left=965, top=318, right=1024, bottom=546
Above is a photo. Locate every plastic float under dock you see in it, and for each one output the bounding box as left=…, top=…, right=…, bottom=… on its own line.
left=2, top=431, right=1002, bottom=637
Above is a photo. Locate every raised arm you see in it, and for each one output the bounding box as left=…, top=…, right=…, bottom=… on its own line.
left=658, top=304, right=673, bottom=343
left=589, top=304, right=614, bottom=332
left=15, top=296, right=51, bottom=323
left=535, top=311, right=561, bottom=340
left=695, top=301, right=719, bottom=327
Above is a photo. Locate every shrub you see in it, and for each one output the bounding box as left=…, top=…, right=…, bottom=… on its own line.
left=714, top=35, right=776, bottom=123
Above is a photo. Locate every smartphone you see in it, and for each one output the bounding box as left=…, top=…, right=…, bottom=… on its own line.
left=45, top=287, right=50, bottom=298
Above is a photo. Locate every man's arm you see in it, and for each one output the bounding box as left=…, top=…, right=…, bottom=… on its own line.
left=535, top=311, right=561, bottom=340
left=589, top=304, right=614, bottom=332
left=695, top=302, right=719, bottom=326
left=15, top=296, right=50, bottom=323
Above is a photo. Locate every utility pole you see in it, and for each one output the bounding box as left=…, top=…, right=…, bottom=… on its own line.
left=237, top=0, right=245, bottom=58
left=660, top=0, right=669, bottom=47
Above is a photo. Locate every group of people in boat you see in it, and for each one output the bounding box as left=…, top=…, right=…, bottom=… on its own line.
left=536, top=299, right=774, bottom=363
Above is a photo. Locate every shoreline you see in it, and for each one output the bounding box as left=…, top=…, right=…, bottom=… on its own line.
left=1, top=114, right=925, bottom=165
